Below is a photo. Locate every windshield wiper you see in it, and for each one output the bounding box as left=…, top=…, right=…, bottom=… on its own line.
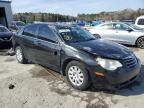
left=83, top=38, right=95, bottom=41
left=71, top=38, right=95, bottom=43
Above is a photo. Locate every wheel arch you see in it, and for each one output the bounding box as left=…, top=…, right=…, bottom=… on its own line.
left=12, top=40, right=20, bottom=51
left=61, top=58, right=86, bottom=76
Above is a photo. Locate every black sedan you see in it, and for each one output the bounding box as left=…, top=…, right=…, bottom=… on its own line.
left=12, top=23, right=141, bottom=90
left=0, top=25, right=13, bottom=47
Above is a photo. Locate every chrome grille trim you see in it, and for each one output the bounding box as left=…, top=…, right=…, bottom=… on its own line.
left=122, top=55, right=137, bottom=69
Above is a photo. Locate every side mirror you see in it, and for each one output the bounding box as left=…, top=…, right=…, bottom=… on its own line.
left=127, top=29, right=133, bottom=32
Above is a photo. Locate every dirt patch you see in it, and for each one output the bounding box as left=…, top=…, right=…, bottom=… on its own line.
left=31, top=68, right=51, bottom=78
left=86, top=98, right=109, bottom=108
left=8, top=84, right=15, bottom=90
left=132, top=48, right=140, bottom=52
left=0, top=70, right=8, bottom=74
left=50, top=87, right=72, bottom=96
left=4, top=58, right=15, bottom=62
left=30, top=65, right=65, bottom=82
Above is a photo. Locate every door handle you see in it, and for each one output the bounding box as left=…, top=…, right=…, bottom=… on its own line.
left=54, top=51, right=58, bottom=55
left=37, top=41, right=41, bottom=44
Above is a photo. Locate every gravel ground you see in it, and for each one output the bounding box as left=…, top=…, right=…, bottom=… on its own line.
left=0, top=47, right=143, bottom=108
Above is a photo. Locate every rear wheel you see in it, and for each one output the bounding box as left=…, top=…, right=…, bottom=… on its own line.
left=15, top=46, right=27, bottom=64
left=65, top=61, right=91, bottom=90
left=93, top=34, right=101, bottom=39
left=136, top=37, right=144, bottom=49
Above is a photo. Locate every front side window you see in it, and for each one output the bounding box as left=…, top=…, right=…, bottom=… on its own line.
left=137, top=19, right=144, bottom=25
left=23, top=25, right=37, bottom=37
left=114, top=23, right=130, bottom=31
left=127, top=23, right=142, bottom=30
left=38, top=25, right=58, bottom=43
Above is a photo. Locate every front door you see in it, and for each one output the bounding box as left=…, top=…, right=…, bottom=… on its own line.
left=35, top=24, right=61, bottom=71
left=112, top=23, right=134, bottom=44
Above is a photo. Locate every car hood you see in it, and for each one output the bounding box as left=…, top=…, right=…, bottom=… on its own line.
left=69, top=39, right=132, bottom=59
left=0, top=32, right=13, bottom=37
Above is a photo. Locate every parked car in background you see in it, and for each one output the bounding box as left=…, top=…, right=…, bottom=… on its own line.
left=91, top=20, right=103, bottom=26
left=13, top=23, right=141, bottom=90
left=0, top=25, right=13, bottom=46
left=89, top=22, right=144, bottom=48
left=135, top=16, right=144, bottom=29
left=120, top=20, right=135, bottom=24
left=10, top=21, right=25, bottom=31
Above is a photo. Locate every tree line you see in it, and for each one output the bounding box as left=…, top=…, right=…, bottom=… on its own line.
left=14, top=13, right=76, bottom=23
left=13, top=8, right=144, bottom=23
left=78, top=8, right=144, bottom=21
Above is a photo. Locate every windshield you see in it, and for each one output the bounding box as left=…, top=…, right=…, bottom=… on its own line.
left=56, top=25, right=95, bottom=43
left=0, top=27, right=9, bottom=32
left=127, top=23, right=143, bottom=30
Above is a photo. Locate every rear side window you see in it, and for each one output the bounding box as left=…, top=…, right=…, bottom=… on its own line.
left=137, top=19, right=144, bottom=25
left=38, top=25, right=58, bottom=43
left=23, top=25, right=37, bottom=37
left=101, top=24, right=113, bottom=30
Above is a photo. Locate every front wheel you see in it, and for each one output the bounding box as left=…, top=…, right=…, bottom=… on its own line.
left=65, top=61, right=91, bottom=90
left=136, top=37, right=144, bottom=49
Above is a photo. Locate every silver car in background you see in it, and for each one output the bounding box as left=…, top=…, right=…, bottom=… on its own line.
left=89, top=22, right=144, bottom=48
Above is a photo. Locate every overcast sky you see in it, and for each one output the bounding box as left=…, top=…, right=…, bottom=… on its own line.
left=11, top=0, right=144, bottom=16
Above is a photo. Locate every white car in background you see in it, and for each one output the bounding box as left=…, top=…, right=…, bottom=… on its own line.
left=135, top=16, right=144, bottom=29
left=89, top=22, right=144, bottom=48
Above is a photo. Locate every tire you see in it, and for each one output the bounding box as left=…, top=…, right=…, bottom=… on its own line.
left=65, top=61, right=91, bottom=90
left=93, top=34, right=101, bottom=39
left=15, top=46, right=27, bottom=64
left=136, top=37, right=144, bottom=49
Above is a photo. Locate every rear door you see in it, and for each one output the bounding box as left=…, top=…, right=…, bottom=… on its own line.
left=20, top=24, right=38, bottom=62
left=35, top=24, right=61, bottom=71
left=99, top=23, right=116, bottom=40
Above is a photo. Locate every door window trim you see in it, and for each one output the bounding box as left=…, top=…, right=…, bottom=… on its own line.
left=37, top=24, right=60, bottom=44
left=22, top=24, right=38, bottom=38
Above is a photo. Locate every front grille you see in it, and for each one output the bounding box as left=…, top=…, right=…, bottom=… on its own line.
left=122, top=55, right=137, bottom=69
left=1, top=37, right=11, bottom=41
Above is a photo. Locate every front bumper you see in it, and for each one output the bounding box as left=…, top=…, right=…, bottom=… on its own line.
left=0, top=38, right=12, bottom=45
left=88, top=59, right=141, bottom=90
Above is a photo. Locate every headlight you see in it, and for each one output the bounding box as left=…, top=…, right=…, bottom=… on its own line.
left=96, top=57, right=122, bottom=71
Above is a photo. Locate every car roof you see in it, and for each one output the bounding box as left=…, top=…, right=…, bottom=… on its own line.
left=136, top=15, right=144, bottom=19
left=100, top=22, right=130, bottom=25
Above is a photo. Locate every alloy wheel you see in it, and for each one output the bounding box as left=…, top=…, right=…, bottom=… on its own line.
left=68, top=66, right=84, bottom=86
left=137, top=37, right=144, bottom=48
